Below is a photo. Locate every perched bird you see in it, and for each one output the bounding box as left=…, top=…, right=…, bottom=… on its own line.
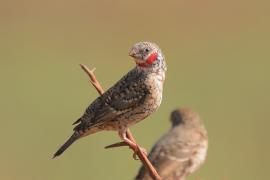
left=136, top=108, right=208, bottom=180
left=53, top=42, right=167, bottom=158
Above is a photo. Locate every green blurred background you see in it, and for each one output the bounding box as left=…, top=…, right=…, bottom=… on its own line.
left=1, top=0, right=269, bottom=179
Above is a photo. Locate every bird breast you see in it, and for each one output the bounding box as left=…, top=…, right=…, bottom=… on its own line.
left=146, top=70, right=165, bottom=109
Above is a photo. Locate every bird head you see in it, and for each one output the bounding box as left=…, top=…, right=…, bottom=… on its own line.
left=170, top=107, right=201, bottom=127
left=129, top=42, right=166, bottom=70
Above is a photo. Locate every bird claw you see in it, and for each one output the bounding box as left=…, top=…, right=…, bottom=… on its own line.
left=132, top=147, right=148, bottom=160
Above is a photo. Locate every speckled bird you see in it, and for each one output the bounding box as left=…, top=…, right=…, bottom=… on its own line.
left=53, top=42, right=167, bottom=158
left=136, top=108, right=208, bottom=180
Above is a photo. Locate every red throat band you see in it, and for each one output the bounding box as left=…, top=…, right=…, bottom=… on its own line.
left=137, top=52, right=158, bottom=67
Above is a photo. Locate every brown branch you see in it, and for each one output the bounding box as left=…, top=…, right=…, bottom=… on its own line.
left=79, top=65, right=104, bottom=95
left=79, top=64, right=162, bottom=180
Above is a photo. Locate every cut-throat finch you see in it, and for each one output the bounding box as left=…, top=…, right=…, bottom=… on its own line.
left=53, top=42, right=167, bottom=158
left=136, top=107, right=208, bottom=180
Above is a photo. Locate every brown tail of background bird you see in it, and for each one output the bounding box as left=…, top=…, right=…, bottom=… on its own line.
left=53, top=132, right=80, bottom=158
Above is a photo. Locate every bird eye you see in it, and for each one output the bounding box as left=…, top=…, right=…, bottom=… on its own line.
left=145, top=48, right=150, bottom=53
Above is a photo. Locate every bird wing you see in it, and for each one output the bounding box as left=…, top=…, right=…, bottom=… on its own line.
left=73, top=69, right=150, bottom=132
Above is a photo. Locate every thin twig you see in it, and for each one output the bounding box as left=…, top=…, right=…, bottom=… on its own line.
left=79, top=64, right=162, bottom=180
left=79, top=64, right=104, bottom=95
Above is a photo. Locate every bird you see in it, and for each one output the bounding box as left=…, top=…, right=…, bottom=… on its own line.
left=135, top=107, right=208, bottom=180
left=53, top=42, right=167, bottom=158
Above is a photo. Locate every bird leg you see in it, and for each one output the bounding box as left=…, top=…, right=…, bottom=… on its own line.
left=119, top=130, right=138, bottom=149
left=117, top=130, right=147, bottom=160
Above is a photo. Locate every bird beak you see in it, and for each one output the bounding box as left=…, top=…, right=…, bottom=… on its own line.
left=129, top=49, right=136, bottom=58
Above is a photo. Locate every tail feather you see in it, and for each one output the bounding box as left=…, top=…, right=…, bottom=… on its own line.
left=53, top=132, right=80, bottom=158
left=72, top=118, right=81, bottom=125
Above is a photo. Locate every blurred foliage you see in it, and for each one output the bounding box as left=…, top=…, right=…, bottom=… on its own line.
left=0, top=0, right=270, bottom=179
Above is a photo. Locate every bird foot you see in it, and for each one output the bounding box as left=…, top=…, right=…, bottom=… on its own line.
left=133, top=146, right=147, bottom=160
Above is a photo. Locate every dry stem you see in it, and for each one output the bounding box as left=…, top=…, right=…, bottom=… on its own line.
left=79, top=64, right=161, bottom=180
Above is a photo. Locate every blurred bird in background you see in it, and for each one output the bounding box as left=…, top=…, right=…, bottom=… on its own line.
left=136, top=107, right=208, bottom=180
left=53, top=42, right=167, bottom=158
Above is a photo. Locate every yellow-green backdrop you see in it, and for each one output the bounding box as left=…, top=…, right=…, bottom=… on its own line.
left=1, top=0, right=269, bottom=179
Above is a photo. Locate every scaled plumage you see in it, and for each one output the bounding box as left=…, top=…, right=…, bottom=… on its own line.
left=136, top=108, right=208, bottom=180
left=54, top=42, right=167, bottom=158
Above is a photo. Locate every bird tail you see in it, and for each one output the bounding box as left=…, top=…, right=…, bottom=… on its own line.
left=53, top=132, right=80, bottom=158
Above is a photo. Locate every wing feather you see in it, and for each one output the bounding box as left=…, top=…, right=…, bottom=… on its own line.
left=73, top=69, right=150, bottom=132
